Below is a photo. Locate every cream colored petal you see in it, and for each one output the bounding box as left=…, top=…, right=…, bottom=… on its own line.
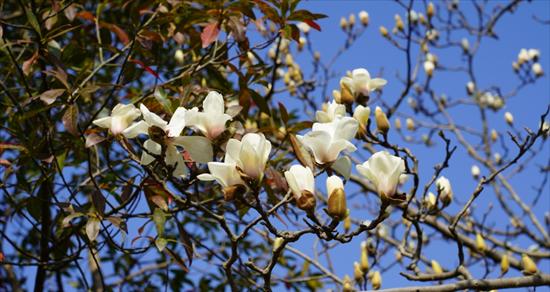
left=224, top=138, right=242, bottom=165
left=367, top=78, right=388, bottom=91
left=122, top=121, right=150, bottom=138
left=93, top=117, right=112, bottom=129
left=140, top=104, right=167, bottom=129
left=203, top=91, right=225, bottom=114
left=207, top=162, right=243, bottom=187
left=166, top=107, right=187, bottom=137
left=172, top=136, right=213, bottom=163
left=240, top=140, right=261, bottom=179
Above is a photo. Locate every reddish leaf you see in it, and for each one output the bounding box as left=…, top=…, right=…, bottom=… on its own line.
left=76, top=11, right=95, bottom=21
left=201, top=22, right=220, bottom=48
left=22, top=51, right=39, bottom=76
left=304, top=19, right=321, bottom=31
left=130, top=59, right=159, bottom=78
left=103, top=23, right=130, bottom=45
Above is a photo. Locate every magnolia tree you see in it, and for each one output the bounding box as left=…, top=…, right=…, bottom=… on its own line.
left=1, top=0, right=549, bottom=291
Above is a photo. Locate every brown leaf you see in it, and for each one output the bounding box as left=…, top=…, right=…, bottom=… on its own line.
left=85, top=133, right=106, bottom=148
left=201, top=22, right=220, bottom=48
left=38, top=88, right=65, bottom=105
left=289, top=134, right=314, bottom=170
left=91, top=190, right=106, bottom=215
left=62, top=104, right=79, bottom=136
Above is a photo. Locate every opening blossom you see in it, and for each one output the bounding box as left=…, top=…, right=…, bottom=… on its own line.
left=340, top=68, right=387, bottom=98
left=298, top=117, right=358, bottom=165
left=92, top=103, right=141, bottom=135
left=356, top=151, right=406, bottom=204
left=122, top=104, right=212, bottom=177
left=199, top=133, right=271, bottom=187
left=316, top=100, right=346, bottom=123
left=186, top=91, right=232, bottom=140
left=435, top=176, right=453, bottom=206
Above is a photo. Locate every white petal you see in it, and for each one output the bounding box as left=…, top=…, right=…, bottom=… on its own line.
left=93, top=117, right=112, bottom=129
left=333, top=117, right=359, bottom=141
left=299, top=131, right=331, bottom=164
left=240, top=139, right=261, bottom=179
left=315, top=111, right=330, bottom=123
left=122, top=121, right=150, bottom=138
left=203, top=91, right=225, bottom=114
left=207, top=162, right=243, bottom=187
left=224, top=138, right=242, bottom=165
left=367, top=78, right=387, bottom=91
left=197, top=173, right=216, bottom=181
left=172, top=136, right=213, bottom=163
left=140, top=104, right=167, bottom=129
left=166, top=107, right=187, bottom=137
left=141, top=139, right=161, bottom=165
left=326, top=175, right=344, bottom=195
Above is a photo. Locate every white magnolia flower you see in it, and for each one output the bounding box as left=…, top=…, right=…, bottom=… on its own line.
left=359, top=10, right=369, bottom=26
left=532, top=63, right=544, bottom=76
left=316, top=100, right=346, bottom=122
left=186, top=91, right=232, bottom=140
left=226, top=133, right=272, bottom=180
left=123, top=104, right=212, bottom=177
left=340, top=68, right=387, bottom=97
left=197, top=161, right=245, bottom=188
left=284, top=165, right=315, bottom=201
left=356, top=151, right=406, bottom=203
left=504, top=112, right=514, bottom=125
left=528, top=49, right=540, bottom=60
left=93, top=103, right=141, bottom=135
left=298, top=117, right=358, bottom=164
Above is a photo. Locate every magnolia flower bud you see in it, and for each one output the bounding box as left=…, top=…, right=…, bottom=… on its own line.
left=340, top=17, right=348, bottom=30
left=431, top=260, right=443, bottom=275
left=375, top=107, right=390, bottom=135
left=522, top=254, right=538, bottom=275
left=379, top=26, right=389, bottom=38
left=406, top=118, right=415, bottom=131
left=371, top=270, right=382, bottom=290
left=512, top=61, right=520, bottom=72
left=425, top=192, right=437, bottom=210
left=394, top=118, right=402, bottom=130
left=327, top=176, right=347, bottom=220
left=343, top=275, right=353, bottom=292
left=466, top=81, right=475, bottom=95
left=491, top=129, right=498, bottom=142
left=436, top=176, right=453, bottom=207
left=532, top=63, right=544, bottom=77
left=314, top=51, right=321, bottom=61
left=353, top=105, right=371, bottom=128
left=528, top=48, right=540, bottom=61
left=461, top=38, right=470, bottom=53
left=298, top=37, right=306, bottom=51
left=354, top=261, right=363, bottom=282
left=359, top=10, right=369, bottom=26
left=424, top=60, right=435, bottom=77
left=504, top=112, right=514, bottom=125
left=333, top=89, right=342, bottom=103
left=518, top=49, right=529, bottom=65
left=501, top=254, right=509, bottom=275
left=297, top=22, right=310, bottom=34
left=395, top=251, right=403, bottom=262
left=471, top=165, right=480, bottom=179
left=349, top=13, right=356, bottom=27
left=427, top=2, right=435, bottom=18
left=297, top=190, right=316, bottom=212
left=360, top=242, right=370, bottom=272
left=272, top=237, right=284, bottom=252
left=494, top=153, right=502, bottom=165
left=285, top=54, right=294, bottom=66
left=394, top=14, right=404, bottom=31
left=174, top=49, right=185, bottom=64
left=421, top=42, right=429, bottom=53
left=340, top=82, right=355, bottom=105
left=344, top=214, right=351, bottom=232
left=476, top=233, right=486, bottom=252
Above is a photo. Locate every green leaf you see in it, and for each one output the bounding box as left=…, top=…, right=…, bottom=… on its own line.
left=152, top=208, right=166, bottom=236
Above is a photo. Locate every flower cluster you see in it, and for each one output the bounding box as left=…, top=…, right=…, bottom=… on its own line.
left=92, top=91, right=233, bottom=177
left=513, top=48, right=543, bottom=77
